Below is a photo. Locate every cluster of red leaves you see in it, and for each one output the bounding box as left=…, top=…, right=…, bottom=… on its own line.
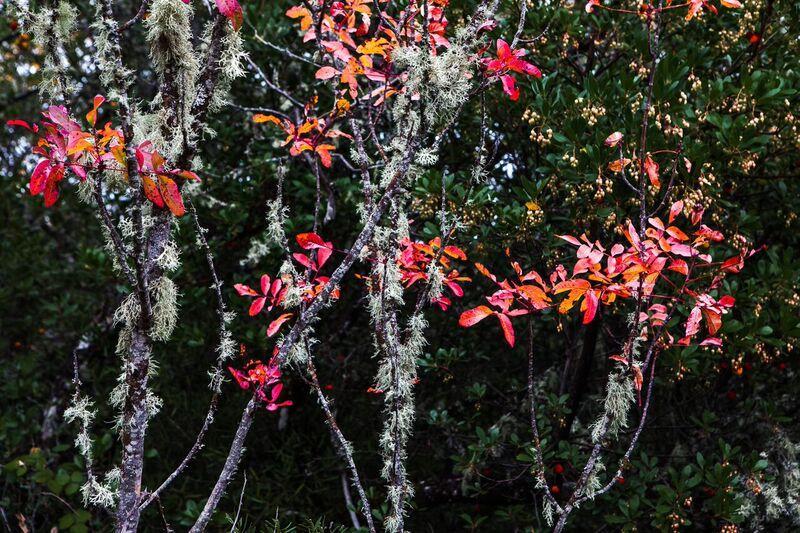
left=234, top=232, right=339, bottom=339
left=480, top=39, right=542, bottom=101
left=458, top=253, right=552, bottom=347
left=585, top=0, right=741, bottom=21
left=136, top=141, right=199, bottom=217
left=460, top=201, right=756, bottom=350
left=289, top=0, right=451, bottom=102
left=396, top=236, right=470, bottom=310
left=8, top=97, right=120, bottom=206
left=8, top=97, right=198, bottom=216
left=253, top=98, right=351, bottom=168
left=228, top=357, right=293, bottom=410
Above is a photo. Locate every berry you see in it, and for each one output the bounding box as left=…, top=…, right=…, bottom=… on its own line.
left=553, top=463, right=564, bottom=474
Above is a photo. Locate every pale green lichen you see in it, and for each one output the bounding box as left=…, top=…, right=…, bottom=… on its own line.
left=91, top=1, right=133, bottom=94
left=145, top=0, right=199, bottom=158
left=590, top=371, right=634, bottom=443
left=150, top=276, right=179, bottom=342
left=583, top=459, right=606, bottom=501
left=30, top=1, right=77, bottom=102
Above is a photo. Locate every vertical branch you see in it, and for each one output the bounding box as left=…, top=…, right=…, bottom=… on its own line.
left=189, top=397, right=258, bottom=533
left=306, top=353, right=377, bottom=532
left=526, top=320, right=563, bottom=516
left=138, top=198, right=232, bottom=511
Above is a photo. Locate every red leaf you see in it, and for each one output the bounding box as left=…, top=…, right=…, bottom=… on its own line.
left=260, top=274, right=271, bottom=295
left=499, top=74, right=519, bottom=101
left=228, top=367, right=251, bottom=390
left=30, top=160, right=50, bottom=196
left=315, top=144, right=334, bottom=168
left=669, top=200, right=684, bottom=223
left=142, top=175, right=164, bottom=208
left=292, top=252, right=314, bottom=270
left=43, top=169, right=62, bottom=207
left=496, top=312, right=515, bottom=347
left=644, top=154, right=660, bottom=189
left=215, top=0, right=243, bottom=30
left=249, top=297, right=266, bottom=316
left=7, top=119, right=36, bottom=131
left=582, top=289, right=599, bottom=324
left=267, top=313, right=293, bottom=337
left=234, top=283, right=258, bottom=296
left=458, top=305, right=493, bottom=327
left=557, top=234, right=582, bottom=246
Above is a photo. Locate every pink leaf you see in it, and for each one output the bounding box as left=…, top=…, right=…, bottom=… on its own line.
left=215, top=0, right=243, bottom=30
left=315, top=66, right=340, bottom=80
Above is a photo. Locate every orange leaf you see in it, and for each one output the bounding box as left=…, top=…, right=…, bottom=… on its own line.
left=443, top=246, right=466, bottom=260
left=267, top=313, right=294, bottom=337
left=157, top=175, right=185, bottom=217
left=85, top=95, right=105, bottom=127
left=142, top=175, right=164, bottom=208
left=644, top=154, right=660, bottom=189
left=253, top=114, right=282, bottom=125
left=553, top=279, right=591, bottom=294
left=608, top=158, right=631, bottom=173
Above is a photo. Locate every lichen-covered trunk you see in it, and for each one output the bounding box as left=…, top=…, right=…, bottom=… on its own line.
left=115, top=328, right=152, bottom=532
left=115, top=214, right=173, bottom=532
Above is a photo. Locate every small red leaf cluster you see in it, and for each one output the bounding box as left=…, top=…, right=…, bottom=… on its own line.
left=234, top=232, right=339, bottom=339
left=457, top=256, right=551, bottom=347
left=396, top=236, right=470, bottom=311
left=136, top=141, right=199, bottom=217
left=228, top=357, right=292, bottom=410
left=253, top=98, right=351, bottom=168
left=8, top=97, right=121, bottom=207
left=481, top=39, right=542, bottom=101
left=584, top=0, right=741, bottom=22
left=288, top=0, right=450, bottom=102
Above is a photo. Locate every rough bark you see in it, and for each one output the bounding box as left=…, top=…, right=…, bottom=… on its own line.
left=189, top=397, right=257, bottom=532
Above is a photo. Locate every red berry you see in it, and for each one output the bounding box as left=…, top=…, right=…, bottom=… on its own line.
left=553, top=463, right=564, bottom=474
left=550, top=485, right=560, bottom=494
left=744, top=362, right=752, bottom=371
left=10, top=20, right=19, bottom=31
left=324, top=384, right=334, bottom=391
left=726, top=390, right=737, bottom=401
left=617, top=476, right=625, bottom=485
